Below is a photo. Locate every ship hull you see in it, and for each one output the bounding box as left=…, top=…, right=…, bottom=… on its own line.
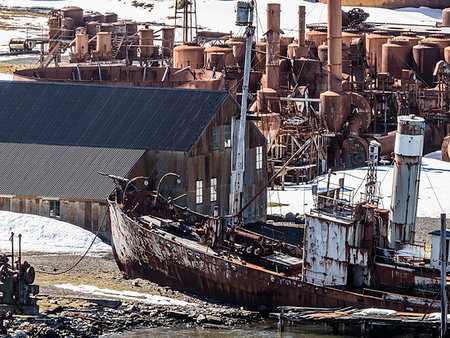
left=109, top=200, right=439, bottom=312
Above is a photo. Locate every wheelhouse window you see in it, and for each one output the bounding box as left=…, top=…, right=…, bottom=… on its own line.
left=256, top=146, right=263, bottom=170
left=196, top=180, right=203, bottom=204
left=49, top=200, right=60, bottom=218
left=224, top=125, right=232, bottom=148
left=213, top=126, right=220, bottom=150
left=210, top=178, right=217, bottom=202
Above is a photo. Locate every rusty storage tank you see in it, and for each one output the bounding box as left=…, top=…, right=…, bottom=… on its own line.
left=113, top=22, right=126, bottom=35
left=61, top=17, right=74, bottom=39
left=381, top=38, right=412, bottom=79
left=206, top=53, right=226, bottom=71
left=75, top=33, right=89, bottom=55
left=342, top=28, right=364, bottom=47
left=366, top=30, right=394, bottom=73
left=400, top=32, right=422, bottom=46
left=126, top=22, right=138, bottom=35
left=91, top=13, right=105, bottom=23
left=61, top=6, right=83, bottom=27
left=254, top=38, right=266, bottom=71
left=226, top=37, right=246, bottom=66
left=205, top=44, right=234, bottom=69
left=443, top=8, right=450, bottom=27
left=161, top=27, right=175, bottom=60
left=413, top=41, right=443, bottom=87
left=83, top=14, right=94, bottom=25
left=318, top=43, right=351, bottom=74
left=173, top=43, right=205, bottom=69
left=100, top=23, right=114, bottom=33
left=48, top=17, right=59, bottom=38
left=445, top=46, right=450, bottom=63
left=105, top=12, right=118, bottom=23
left=96, top=32, right=112, bottom=53
left=280, top=36, right=294, bottom=57
left=306, top=29, right=327, bottom=46
left=139, top=29, right=154, bottom=57
left=426, top=34, right=450, bottom=48
left=86, top=22, right=100, bottom=37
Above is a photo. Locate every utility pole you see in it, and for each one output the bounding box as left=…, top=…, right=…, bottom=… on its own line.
left=441, top=213, right=447, bottom=338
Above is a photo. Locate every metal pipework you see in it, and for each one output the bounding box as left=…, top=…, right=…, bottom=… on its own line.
left=388, top=115, right=425, bottom=248
left=327, top=0, right=342, bottom=92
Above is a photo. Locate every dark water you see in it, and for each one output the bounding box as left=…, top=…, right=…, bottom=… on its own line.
left=105, top=321, right=415, bottom=337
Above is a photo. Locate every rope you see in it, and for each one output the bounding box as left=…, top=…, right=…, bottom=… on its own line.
left=423, top=168, right=444, bottom=214
left=36, top=211, right=109, bottom=275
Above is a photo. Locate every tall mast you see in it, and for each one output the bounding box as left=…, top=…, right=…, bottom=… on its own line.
left=231, top=1, right=255, bottom=225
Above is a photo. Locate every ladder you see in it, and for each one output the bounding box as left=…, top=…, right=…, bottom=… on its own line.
left=111, top=35, right=125, bottom=59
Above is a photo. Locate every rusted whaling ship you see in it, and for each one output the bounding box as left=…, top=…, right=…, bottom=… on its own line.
left=106, top=1, right=448, bottom=313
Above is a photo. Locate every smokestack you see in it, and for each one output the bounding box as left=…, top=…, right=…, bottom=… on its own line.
left=265, top=3, right=281, bottom=89
left=298, top=6, right=305, bottom=47
left=389, top=115, right=425, bottom=247
left=327, top=0, right=342, bottom=92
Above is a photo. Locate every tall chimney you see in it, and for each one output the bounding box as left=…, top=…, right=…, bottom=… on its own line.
left=265, top=3, right=281, bottom=89
left=327, top=0, right=342, bottom=92
left=389, top=115, right=425, bottom=247
left=298, top=6, right=305, bottom=47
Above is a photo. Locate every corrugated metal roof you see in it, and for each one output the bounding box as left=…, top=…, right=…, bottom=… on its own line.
left=0, top=143, right=145, bottom=200
left=0, top=81, right=232, bottom=152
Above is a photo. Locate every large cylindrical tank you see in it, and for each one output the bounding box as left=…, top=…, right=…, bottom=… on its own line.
left=426, top=34, right=450, bottom=48
left=75, top=33, right=89, bottom=55
left=86, top=22, right=100, bottom=37
left=226, top=37, right=246, bottom=66
left=83, top=14, right=94, bottom=25
left=205, top=44, right=234, bottom=69
left=91, top=13, right=105, bottom=23
left=49, top=17, right=59, bottom=39
left=173, top=43, right=204, bottom=69
left=280, top=36, right=294, bottom=57
left=400, top=32, right=422, bottom=46
left=113, top=22, right=126, bottom=35
left=306, top=29, right=327, bottom=46
left=318, top=43, right=351, bottom=75
left=161, top=27, right=175, bottom=60
left=342, top=29, right=364, bottom=47
left=366, top=30, right=394, bottom=73
left=96, top=32, right=112, bottom=53
left=61, top=6, right=83, bottom=27
left=100, top=23, right=114, bottom=33
left=389, top=115, right=425, bottom=247
left=445, top=46, right=450, bottom=63
left=381, top=38, right=412, bottom=79
left=104, top=12, right=118, bottom=23
left=413, top=41, right=443, bottom=87
left=254, top=38, right=266, bottom=71
left=320, top=91, right=350, bottom=133
left=61, top=17, right=74, bottom=39
left=126, top=22, right=138, bottom=35
left=139, top=29, right=154, bottom=57
left=443, top=8, right=450, bottom=27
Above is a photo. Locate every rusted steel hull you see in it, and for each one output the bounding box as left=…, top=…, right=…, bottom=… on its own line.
left=109, top=200, right=439, bottom=312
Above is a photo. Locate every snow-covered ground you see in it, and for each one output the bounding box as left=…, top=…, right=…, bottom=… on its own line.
left=0, top=211, right=111, bottom=253
left=55, top=283, right=196, bottom=306
left=268, top=151, right=450, bottom=219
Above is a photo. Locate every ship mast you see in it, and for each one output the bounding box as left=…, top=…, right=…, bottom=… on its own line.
left=230, top=1, right=255, bottom=226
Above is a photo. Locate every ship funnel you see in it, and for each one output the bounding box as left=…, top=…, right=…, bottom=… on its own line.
left=388, top=115, right=425, bottom=248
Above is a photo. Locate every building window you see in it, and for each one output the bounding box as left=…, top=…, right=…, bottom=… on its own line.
left=224, top=125, right=231, bottom=148
left=213, top=126, right=220, bottom=150
left=50, top=200, right=60, bottom=218
left=256, top=146, right=263, bottom=170
left=196, top=180, right=203, bottom=204
left=211, top=178, right=217, bottom=202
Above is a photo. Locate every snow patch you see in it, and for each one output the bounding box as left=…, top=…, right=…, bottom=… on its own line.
left=55, top=283, right=196, bottom=307
left=0, top=211, right=111, bottom=253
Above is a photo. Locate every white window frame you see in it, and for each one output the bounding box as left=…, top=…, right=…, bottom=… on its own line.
left=196, top=180, right=203, bottom=204
left=49, top=200, right=61, bottom=218
left=210, top=178, right=217, bottom=202
left=224, top=125, right=231, bottom=148
left=256, top=146, right=263, bottom=170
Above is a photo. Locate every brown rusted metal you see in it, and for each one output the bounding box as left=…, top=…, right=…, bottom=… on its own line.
left=442, top=135, right=450, bottom=162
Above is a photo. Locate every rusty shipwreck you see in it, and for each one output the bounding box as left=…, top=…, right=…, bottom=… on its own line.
left=106, top=1, right=449, bottom=313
